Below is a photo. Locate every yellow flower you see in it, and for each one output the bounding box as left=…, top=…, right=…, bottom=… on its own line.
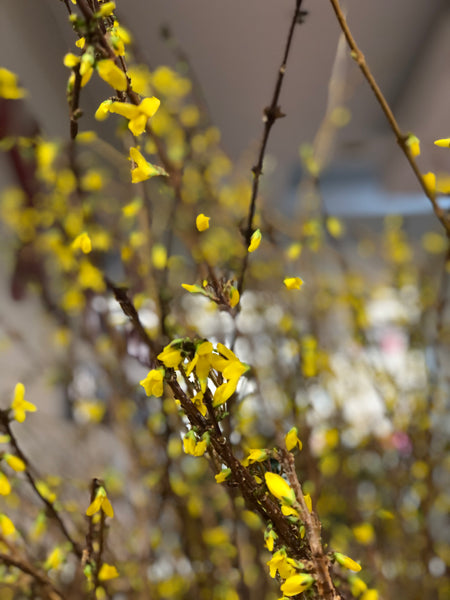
left=280, top=574, right=314, bottom=597
left=140, top=369, right=165, bottom=397
left=72, top=232, right=92, bottom=254
left=284, top=277, right=304, bottom=290
left=334, top=552, right=362, bottom=572
left=183, top=431, right=209, bottom=457
left=361, top=590, right=379, bottom=600
left=303, top=493, right=312, bottom=513
left=96, top=59, right=127, bottom=91
left=11, top=383, right=37, bottom=423
left=63, top=53, right=80, bottom=68
left=264, top=472, right=295, bottom=504
left=353, top=523, right=375, bottom=545
left=108, top=97, right=160, bottom=136
left=98, top=563, right=119, bottom=581
left=406, top=134, right=420, bottom=157
left=181, top=283, right=206, bottom=295
left=264, top=528, right=278, bottom=552
left=228, top=286, right=240, bottom=308
left=86, top=486, right=114, bottom=518
left=211, top=345, right=249, bottom=407
left=0, top=472, right=11, bottom=495
left=186, top=341, right=214, bottom=392
left=349, top=575, right=368, bottom=596
left=215, top=468, right=231, bottom=483
left=196, top=213, right=210, bottom=231
left=45, top=547, right=65, bottom=571
left=95, top=99, right=113, bottom=121
left=285, top=427, right=302, bottom=452
left=248, top=228, right=261, bottom=252
left=0, top=68, right=26, bottom=99
left=4, top=454, right=26, bottom=472
left=326, top=216, right=344, bottom=238
left=157, top=345, right=183, bottom=368
left=129, top=147, right=167, bottom=183
left=423, top=172, right=436, bottom=195
left=267, top=549, right=297, bottom=579
left=0, top=514, right=15, bottom=536
left=434, top=138, right=450, bottom=148
left=244, top=448, right=269, bottom=465
left=78, top=260, right=105, bottom=292
left=96, top=1, right=116, bottom=17
left=281, top=505, right=299, bottom=518
left=191, top=391, right=207, bottom=416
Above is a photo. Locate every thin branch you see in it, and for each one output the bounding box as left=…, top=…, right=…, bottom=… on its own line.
left=281, top=450, right=341, bottom=600
left=0, top=552, right=66, bottom=600
left=328, top=0, right=450, bottom=235
left=0, top=413, right=83, bottom=559
left=238, top=0, right=306, bottom=294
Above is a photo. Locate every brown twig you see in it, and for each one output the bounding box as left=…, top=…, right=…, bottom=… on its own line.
left=0, top=552, right=65, bottom=600
left=281, top=450, right=341, bottom=600
left=328, top=0, right=450, bottom=235
left=238, top=0, right=306, bottom=294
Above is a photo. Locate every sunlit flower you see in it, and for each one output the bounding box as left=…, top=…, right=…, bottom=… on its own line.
left=157, top=344, right=183, bottom=368
left=264, top=528, right=278, bottom=552
left=280, top=573, right=314, bottom=597
left=215, top=468, right=231, bottom=483
left=406, top=134, right=420, bottom=157
left=96, top=59, right=128, bottom=91
left=72, top=232, right=92, bottom=254
left=285, top=427, right=302, bottom=452
left=129, top=147, right=167, bottom=183
left=196, top=213, right=210, bottom=231
left=11, top=383, right=37, bottom=423
left=96, top=1, right=116, bottom=18
left=140, top=369, right=164, bottom=397
left=0, top=473, right=11, bottom=496
left=281, top=504, right=299, bottom=518
left=45, top=547, right=65, bottom=571
left=334, top=552, right=362, bottom=572
left=248, top=228, right=261, bottom=252
left=183, top=431, right=209, bottom=457
left=228, top=286, right=240, bottom=308
left=303, top=493, right=312, bottom=513
left=86, top=486, right=114, bottom=518
left=0, top=67, right=26, bottom=99
left=0, top=514, right=15, bottom=536
left=423, top=172, right=436, bottom=195
left=246, top=448, right=269, bottom=464
left=434, top=138, right=450, bottom=148
left=267, top=549, right=297, bottom=579
left=98, top=563, right=119, bottom=580
left=4, top=454, right=26, bottom=472
left=284, top=277, right=304, bottom=290
left=265, top=472, right=295, bottom=504
left=186, top=341, right=214, bottom=392
left=107, top=97, right=160, bottom=135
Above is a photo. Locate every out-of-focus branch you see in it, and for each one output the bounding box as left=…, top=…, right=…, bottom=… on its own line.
left=0, top=552, right=65, bottom=599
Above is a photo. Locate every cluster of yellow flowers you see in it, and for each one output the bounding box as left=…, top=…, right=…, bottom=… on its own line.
left=140, top=340, right=249, bottom=460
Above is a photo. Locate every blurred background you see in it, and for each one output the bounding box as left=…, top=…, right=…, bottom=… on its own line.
left=0, top=2, right=449, bottom=598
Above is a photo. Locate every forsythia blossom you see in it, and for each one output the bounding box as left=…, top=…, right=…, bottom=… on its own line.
left=284, top=277, right=304, bottom=290
left=86, top=486, right=114, bottom=518
left=129, top=147, right=168, bottom=183
left=11, top=383, right=37, bottom=423
left=248, top=228, right=261, bottom=252
left=140, top=368, right=165, bottom=397
left=196, top=213, right=210, bottom=231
